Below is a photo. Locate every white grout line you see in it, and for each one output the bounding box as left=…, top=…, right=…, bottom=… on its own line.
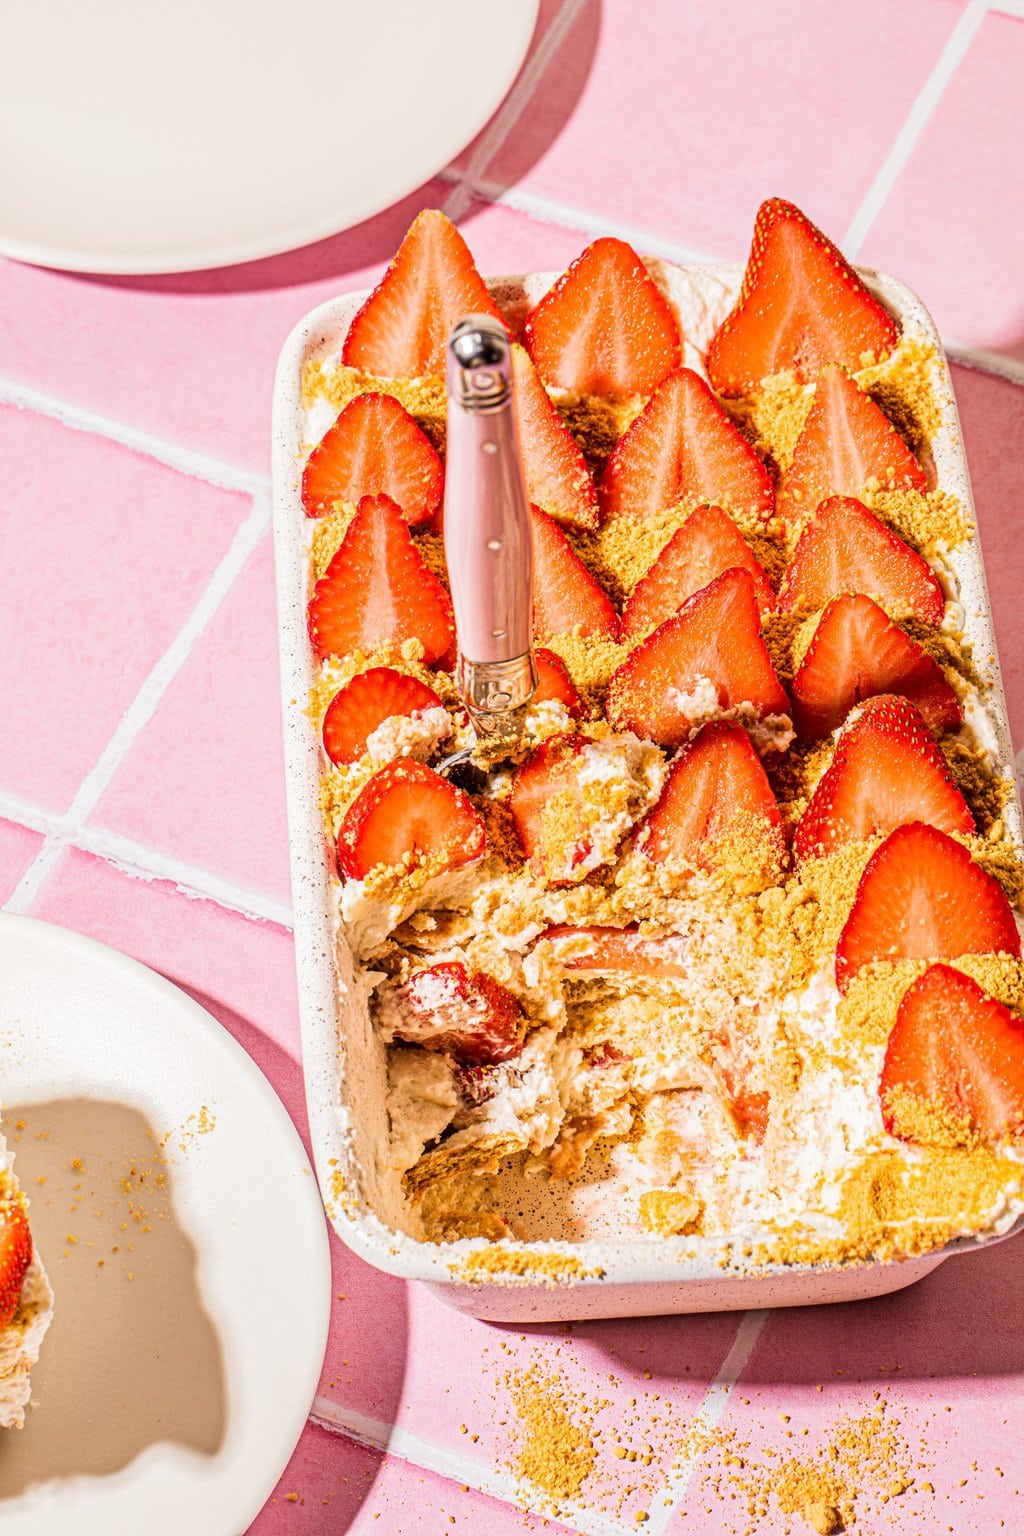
left=988, top=0, right=1024, bottom=16
left=443, top=0, right=591, bottom=225
left=309, top=1397, right=626, bottom=1536
left=645, top=1309, right=769, bottom=1535
left=4, top=494, right=272, bottom=915
left=842, top=0, right=989, bottom=258
left=0, top=373, right=269, bottom=495
left=945, top=339, right=1024, bottom=386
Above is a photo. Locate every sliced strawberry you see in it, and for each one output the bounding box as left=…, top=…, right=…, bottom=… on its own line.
left=341, top=209, right=502, bottom=379
left=508, top=734, right=606, bottom=884
left=598, top=368, right=774, bottom=524
left=530, top=505, right=620, bottom=642
left=708, top=1013, right=770, bottom=1141
left=540, top=925, right=689, bottom=978
left=322, top=667, right=444, bottom=767
left=510, top=344, right=599, bottom=532
left=620, top=503, right=775, bottom=642
left=607, top=568, right=789, bottom=749
left=308, top=494, right=454, bottom=664
left=533, top=647, right=584, bottom=718
left=835, top=822, right=1020, bottom=993
left=301, top=392, right=443, bottom=524
left=779, top=495, right=943, bottom=624
left=791, top=593, right=961, bottom=740
left=778, top=365, right=927, bottom=524
left=881, top=964, right=1024, bottom=1145
left=382, top=962, right=525, bottom=1066
left=0, top=1196, right=31, bottom=1331
left=707, top=198, right=899, bottom=394
left=639, top=720, right=783, bottom=872
left=794, top=695, right=973, bottom=860
left=523, top=237, right=681, bottom=400
left=337, top=758, right=485, bottom=881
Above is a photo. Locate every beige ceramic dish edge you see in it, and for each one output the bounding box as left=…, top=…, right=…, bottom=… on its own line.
left=272, top=262, right=1024, bottom=1322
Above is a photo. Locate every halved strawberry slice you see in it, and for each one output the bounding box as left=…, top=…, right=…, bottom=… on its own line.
left=0, top=1196, right=31, bottom=1331
left=530, top=505, right=620, bottom=641
left=341, top=209, right=502, bottom=379
left=620, top=503, right=775, bottom=642
left=533, top=647, right=584, bottom=718
left=607, top=568, right=789, bottom=749
left=706, top=198, right=899, bottom=394
left=510, top=344, right=599, bottom=532
left=794, top=695, right=973, bottom=861
left=779, top=495, right=943, bottom=624
left=308, top=494, right=454, bottom=664
left=523, top=237, right=681, bottom=400
left=540, top=925, right=689, bottom=978
left=508, top=734, right=593, bottom=884
left=881, top=964, right=1024, bottom=1145
left=301, top=392, right=443, bottom=524
left=337, top=758, right=485, bottom=881
left=835, top=822, right=1020, bottom=993
left=778, top=365, right=927, bottom=524
left=322, top=667, right=444, bottom=767
left=790, top=593, right=961, bottom=740
left=382, top=962, right=525, bottom=1066
left=598, top=367, right=774, bottom=524
left=639, top=720, right=783, bottom=873
left=708, top=1013, right=770, bottom=1141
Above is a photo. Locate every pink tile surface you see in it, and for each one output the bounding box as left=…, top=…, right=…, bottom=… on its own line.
left=951, top=363, right=1024, bottom=751
left=92, top=532, right=291, bottom=904
left=473, top=0, right=964, bottom=261
left=0, top=820, right=43, bottom=905
left=861, top=12, right=1024, bottom=360
left=0, top=406, right=250, bottom=814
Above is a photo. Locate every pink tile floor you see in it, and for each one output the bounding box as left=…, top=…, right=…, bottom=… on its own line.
left=3, top=2, right=1024, bottom=1530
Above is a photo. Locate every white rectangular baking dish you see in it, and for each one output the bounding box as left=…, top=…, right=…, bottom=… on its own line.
left=272, top=261, right=1024, bottom=1322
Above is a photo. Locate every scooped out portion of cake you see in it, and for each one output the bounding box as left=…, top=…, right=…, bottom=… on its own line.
left=0, top=1118, right=52, bottom=1428
left=299, top=203, right=1024, bottom=1267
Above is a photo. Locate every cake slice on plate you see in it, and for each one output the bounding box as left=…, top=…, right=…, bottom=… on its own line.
left=0, top=1116, right=52, bottom=1429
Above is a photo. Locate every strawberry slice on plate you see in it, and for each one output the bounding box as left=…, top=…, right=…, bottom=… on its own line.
left=778, top=365, right=927, bottom=525
left=383, top=962, right=525, bottom=1066
left=530, top=505, right=620, bottom=641
left=639, top=720, right=783, bottom=874
left=620, top=503, right=775, bottom=642
left=880, top=964, right=1024, bottom=1145
left=608, top=567, right=789, bottom=749
left=706, top=197, right=899, bottom=393
left=341, top=209, right=502, bottom=379
left=523, top=237, right=681, bottom=400
left=301, top=392, right=443, bottom=524
left=794, top=695, right=973, bottom=861
left=322, top=667, right=444, bottom=767
left=533, top=647, right=584, bottom=718
left=337, top=758, right=485, bottom=881
left=779, top=495, right=944, bottom=624
left=835, top=822, right=1020, bottom=992
left=508, top=734, right=595, bottom=884
left=510, top=344, right=599, bottom=532
left=790, top=593, right=961, bottom=739
left=540, top=925, right=689, bottom=978
left=599, top=367, right=774, bottom=524
left=308, top=494, right=454, bottom=664
left=0, top=1197, right=31, bottom=1331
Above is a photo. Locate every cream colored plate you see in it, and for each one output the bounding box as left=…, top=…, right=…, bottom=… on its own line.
left=0, top=914, right=331, bottom=1533
left=0, top=0, right=538, bottom=273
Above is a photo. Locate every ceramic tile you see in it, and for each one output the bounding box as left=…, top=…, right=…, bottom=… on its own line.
left=951, top=364, right=1024, bottom=749
left=473, top=0, right=964, bottom=262
left=0, top=405, right=251, bottom=815
left=92, top=532, right=291, bottom=904
left=861, top=12, right=1024, bottom=360
left=0, top=821, right=44, bottom=906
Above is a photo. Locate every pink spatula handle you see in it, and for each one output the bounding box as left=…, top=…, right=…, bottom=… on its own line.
left=444, top=316, right=536, bottom=737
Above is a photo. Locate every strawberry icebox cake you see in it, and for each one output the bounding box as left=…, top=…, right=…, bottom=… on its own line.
left=295, top=198, right=1024, bottom=1269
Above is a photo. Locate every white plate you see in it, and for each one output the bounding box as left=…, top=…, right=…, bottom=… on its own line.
left=0, top=914, right=331, bottom=1534
left=0, top=0, right=539, bottom=274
